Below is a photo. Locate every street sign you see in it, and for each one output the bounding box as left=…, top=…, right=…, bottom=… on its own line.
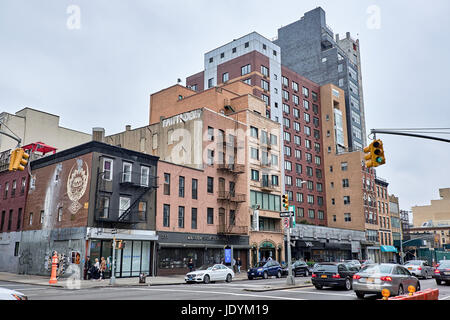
left=289, top=205, right=296, bottom=227
left=283, top=217, right=290, bottom=229
left=280, top=211, right=294, bottom=217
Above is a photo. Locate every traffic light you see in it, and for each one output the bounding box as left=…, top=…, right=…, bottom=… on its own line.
left=282, top=194, right=289, bottom=210
left=363, top=140, right=385, bottom=168
left=8, top=148, right=29, bottom=171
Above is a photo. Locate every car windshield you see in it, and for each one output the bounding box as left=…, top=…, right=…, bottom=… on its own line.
left=314, top=265, right=337, bottom=272
left=439, top=261, right=450, bottom=268
left=405, top=261, right=421, bottom=265
left=196, top=264, right=215, bottom=271
left=361, top=265, right=394, bottom=274
left=254, top=262, right=267, bottom=268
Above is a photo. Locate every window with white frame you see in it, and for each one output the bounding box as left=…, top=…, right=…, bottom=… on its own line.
left=140, top=166, right=150, bottom=187
left=122, top=162, right=132, bottom=183
left=119, top=197, right=131, bottom=218
left=103, top=158, right=113, bottom=181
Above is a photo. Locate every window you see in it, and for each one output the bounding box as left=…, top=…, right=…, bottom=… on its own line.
left=285, top=176, right=292, bottom=186
left=122, top=162, right=132, bottom=183
left=302, top=87, right=309, bottom=98
left=295, top=149, right=302, bottom=160
left=293, top=95, right=299, bottom=105
left=222, top=72, right=229, bottom=83
left=245, top=41, right=249, bottom=48
left=282, top=76, right=289, bottom=87
left=284, top=131, right=291, bottom=142
left=40, top=210, right=44, bottom=224
left=163, top=173, right=171, bottom=195
left=304, top=112, right=310, bottom=123
left=284, top=160, right=292, bottom=171
left=282, top=103, right=290, bottom=114
left=243, top=78, right=251, bottom=85
left=271, top=175, right=279, bottom=186
left=261, top=79, right=269, bottom=91
left=20, top=177, right=26, bottom=194
left=283, top=117, right=290, bottom=128
left=209, top=57, right=213, bottom=63
left=250, top=147, right=259, bottom=160
left=57, top=207, right=63, bottom=222
left=261, top=94, right=269, bottom=106
left=207, top=149, right=214, bottom=165
left=207, top=177, right=214, bottom=193
left=295, top=164, right=302, bottom=175
left=14, top=242, right=20, bottom=257
left=232, top=47, right=236, bottom=53
left=119, top=197, right=131, bottom=218
left=307, top=195, right=314, bottom=204
left=229, top=210, right=236, bottom=226
left=250, top=126, right=258, bottom=138
left=192, top=179, right=198, bottom=200
left=261, top=65, right=269, bottom=77
left=292, top=81, right=299, bottom=92
left=220, top=52, right=225, bottom=59
left=103, top=158, right=113, bottom=181
left=99, top=196, right=110, bottom=218
left=344, top=213, right=352, bottom=222
left=344, top=196, right=351, bottom=205
left=208, top=78, right=214, bottom=88
left=308, top=209, right=315, bottom=219
left=282, top=90, right=289, bottom=100
left=271, top=154, right=278, bottom=167
left=294, top=122, right=300, bottom=132
left=296, top=192, right=304, bottom=203
left=191, top=208, right=197, bottom=229
left=140, top=166, right=150, bottom=187
left=179, top=176, right=185, bottom=197
left=207, top=208, right=214, bottom=224
left=294, top=135, right=301, bottom=146
left=303, top=100, right=309, bottom=110
left=304, top=126, right=311, bottom=136
left=29, top=212, right=33, bottom=226
left=17, top=208, right=22, bottom=230
left=163, top=204, right=170, bottom=227
left=284, top=146, right=291, bottom=157
left=178, top=206, right=185, bottom=228
left=343, top=179, right=349, bottom=188
left=251, top=169, right=260, bottom=181
left=11, top=180, right=16, bottom=197
left=241, top=64, right=251, bottom=76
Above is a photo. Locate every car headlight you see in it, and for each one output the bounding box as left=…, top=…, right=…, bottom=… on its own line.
left=257, top=268, right=263, bottom=272
left=247, top=269, right=250, bottom=272
left=197, top=273, right=204, bottom=277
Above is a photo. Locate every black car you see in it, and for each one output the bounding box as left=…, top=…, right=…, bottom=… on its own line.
left=281, top=260, right=311, bottom=277
left=434, top=260, right=450, bottom=285
left=311, top=262, right=358, bottom=290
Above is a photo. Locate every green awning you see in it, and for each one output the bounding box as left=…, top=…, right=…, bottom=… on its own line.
left=380, top=245, right=398, bottom=253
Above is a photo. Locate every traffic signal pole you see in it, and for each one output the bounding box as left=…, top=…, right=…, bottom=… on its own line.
left=286, top=216, right=295, bottom=286
left=110, top=237, right=116, bottom=285
left=370, top=129, right=450, bottom=143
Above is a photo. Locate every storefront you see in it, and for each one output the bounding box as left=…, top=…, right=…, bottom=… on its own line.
left=86, top=228, right=158, bottom=278
left=157, top=231, right=250, bottom=275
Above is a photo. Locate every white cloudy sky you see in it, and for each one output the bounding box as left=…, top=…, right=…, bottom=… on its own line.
left=1, top=0, right=449, bottom=222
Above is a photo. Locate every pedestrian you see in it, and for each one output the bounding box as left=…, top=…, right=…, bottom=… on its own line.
left=188, top=258, right=194, bottom=273
left=100, top=257, right=106, bottom=280
left=268, top=256, right=272, bottom=261
left=84, top=256, right=92, bottom=280
left=93, top=258, right=100, bottom=280
left=236, top=257, right=242, bottom=274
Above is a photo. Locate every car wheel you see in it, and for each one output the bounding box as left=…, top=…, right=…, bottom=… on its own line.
left=248, top=276, right=253, bottom=280
left=277, top=270, right=282, bottom=278
left=315, top=284, right=323, bottom=290
left=436, top=279, right=442, bottom=285
left=397, top=285, right=404, bottom=296
left=355, top=291, right=365, bottom=299
left=263, top=271, right=268, bottom=279
left=226, top=274, right=232, bottom=283
left=344, top=278, right=352, bottom=291
left=203, top=275, right=210, bottom=284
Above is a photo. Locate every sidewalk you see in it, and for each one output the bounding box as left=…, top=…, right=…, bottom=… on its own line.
left=0, top=271, right=312, bottom=290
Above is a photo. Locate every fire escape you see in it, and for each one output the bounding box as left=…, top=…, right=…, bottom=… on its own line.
left=216, top=133, right=247, bottom=236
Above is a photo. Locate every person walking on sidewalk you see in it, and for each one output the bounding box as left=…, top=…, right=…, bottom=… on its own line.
left=100, top=257, right=106, bottom=280
left=188, top=258, right=194, bottom=273
left=84, top=256, right=92, bottom=280
left=92, top=258, right=100, bottom=280
left=236, top=257, right=242, bottom=274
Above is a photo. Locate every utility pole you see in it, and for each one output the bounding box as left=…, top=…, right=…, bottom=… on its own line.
left=110, top=236, right=116, bottom=285
left=286, top=214, right=295, bottom=286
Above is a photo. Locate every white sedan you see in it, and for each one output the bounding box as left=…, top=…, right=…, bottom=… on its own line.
left=0, top=287, right=27, bottom=300
left=185, top=264, right=235, bottom=284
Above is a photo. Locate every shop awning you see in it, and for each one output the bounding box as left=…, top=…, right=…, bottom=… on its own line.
left=380, top=245, right=398, bottom=253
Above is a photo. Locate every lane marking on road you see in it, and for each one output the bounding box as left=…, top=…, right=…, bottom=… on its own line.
left=286, top=289, right=355, bottom=297
left=440, top=295, right=450, bottom=300
left=107, top=287, right=305, bottom=300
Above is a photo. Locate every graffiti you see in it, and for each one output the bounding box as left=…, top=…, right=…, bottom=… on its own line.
left=67, top=159, right=89, bottom=214
left=18, top=249, right=33, bottom=268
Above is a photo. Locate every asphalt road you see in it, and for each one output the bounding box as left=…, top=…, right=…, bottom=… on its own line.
left=2, top=277, right=450, bottom=301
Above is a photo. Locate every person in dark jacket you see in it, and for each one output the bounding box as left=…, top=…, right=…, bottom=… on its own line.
left=84, top=256, right=92, bottom=280
left=188, top=258, right=194, bottom=272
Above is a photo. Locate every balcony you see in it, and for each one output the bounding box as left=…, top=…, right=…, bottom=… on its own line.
left=217, top=163, right=245, bottom=174
left=260, top=181, right=277, bottom=192
left=218, top=191, right=246, bottom=203
left=119, top=171, right=158, bottom=188
left=217, top=224, right=247, bottom=235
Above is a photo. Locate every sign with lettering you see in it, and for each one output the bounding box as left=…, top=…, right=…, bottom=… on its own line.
left=162, top=109, right=202, bottom=128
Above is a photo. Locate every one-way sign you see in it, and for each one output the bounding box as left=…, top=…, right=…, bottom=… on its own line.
left=280, top=211, right=294, bottom=217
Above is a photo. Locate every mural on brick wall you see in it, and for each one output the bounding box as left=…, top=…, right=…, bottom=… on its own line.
left=67, top=159, right=89, bottom=214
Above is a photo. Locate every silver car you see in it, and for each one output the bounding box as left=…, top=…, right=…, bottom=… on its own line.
left=352, top=263, right=420, bottom=299
left=404, top=260, right=434, bottom=279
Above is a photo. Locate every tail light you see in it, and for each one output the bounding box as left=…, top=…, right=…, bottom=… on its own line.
left=332, top=274, right=341, bottom=279
left=353, top=275, right=361, bottom=280
left=380, top=276, right=392, bottom=282
left=311, top=273, right=317, bottom=278
left=418, top=267, right=422, bottom=271
left=435, top=269, right=440, bottom=274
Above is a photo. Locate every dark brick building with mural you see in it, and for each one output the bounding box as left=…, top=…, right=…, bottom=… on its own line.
left=18, top=140, right=159, bottom=278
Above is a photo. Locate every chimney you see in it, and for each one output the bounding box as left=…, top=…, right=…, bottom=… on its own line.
left=92, top=127, right=105, bottom=142
left=126, top=125, right=131, bottom=131
left=335, top=34, right=340, bottom=42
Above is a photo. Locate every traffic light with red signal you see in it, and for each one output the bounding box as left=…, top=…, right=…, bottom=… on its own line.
left=364, top=140, right=386, bottom=168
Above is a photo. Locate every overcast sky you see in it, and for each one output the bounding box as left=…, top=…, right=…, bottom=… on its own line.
left=1, top=0, right=449, bottom=222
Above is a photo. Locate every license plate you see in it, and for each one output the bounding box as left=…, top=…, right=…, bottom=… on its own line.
left=321, top=275, right=327, bottom=278
left=367, top=278, right=375, bottom=283
left=408, top=267, right=413, bottom=270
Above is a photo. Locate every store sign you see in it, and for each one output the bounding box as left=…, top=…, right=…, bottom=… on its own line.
left=162, top=109, right=202, bottom=128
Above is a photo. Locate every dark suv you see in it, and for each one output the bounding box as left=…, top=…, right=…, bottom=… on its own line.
left=434, top=260, right=450, bottom=285
left=247, top=260, right=282, bottom=280
left=311, top=262, right=358, bottom=290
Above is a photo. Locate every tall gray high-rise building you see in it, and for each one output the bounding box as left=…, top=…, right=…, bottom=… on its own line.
left=274, top=7, right=367, bottom=150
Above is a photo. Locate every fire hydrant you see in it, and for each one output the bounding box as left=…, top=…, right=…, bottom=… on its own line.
left=49, top=252, right=58, bottom=284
